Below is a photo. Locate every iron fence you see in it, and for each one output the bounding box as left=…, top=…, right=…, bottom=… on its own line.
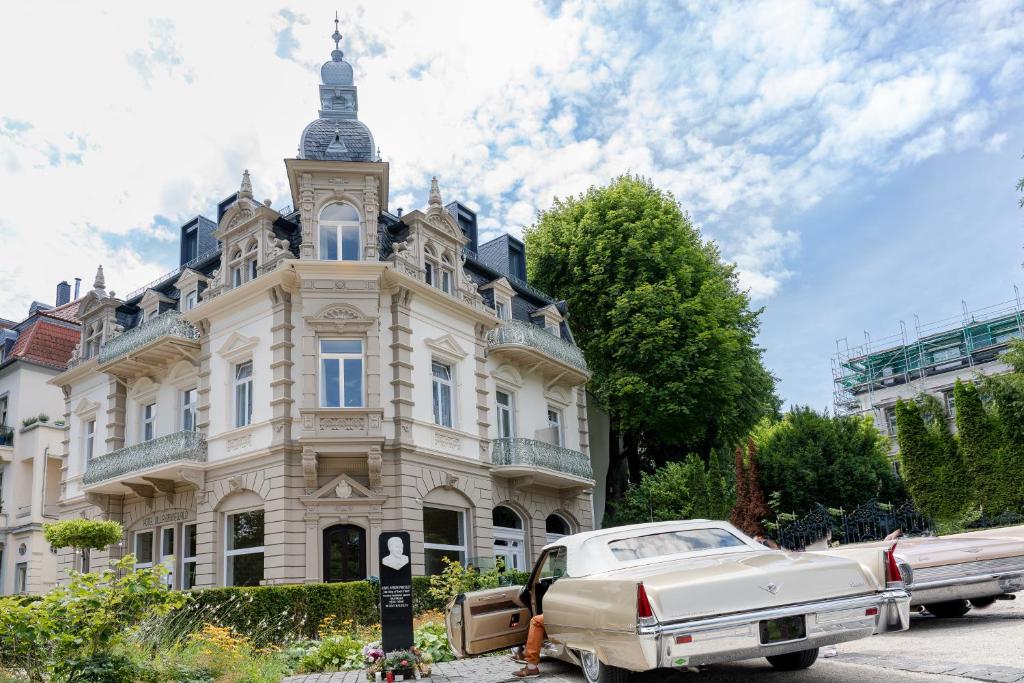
left=774, top=499, right=932, bottom=550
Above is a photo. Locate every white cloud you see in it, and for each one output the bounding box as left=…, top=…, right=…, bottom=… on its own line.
left=1, top=0, right=1022, bottom=319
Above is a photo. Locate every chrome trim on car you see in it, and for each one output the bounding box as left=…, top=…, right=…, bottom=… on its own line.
left=639, top=589, right=910, bottom=668
left=911, top=557, right=1024, bottom=585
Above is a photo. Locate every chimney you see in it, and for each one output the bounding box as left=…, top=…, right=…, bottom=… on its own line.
left=56, top=281, right=71, bottom=307
left=396, top=208, right=403, bottom=217
left=73, top=277, right=82, bottom=300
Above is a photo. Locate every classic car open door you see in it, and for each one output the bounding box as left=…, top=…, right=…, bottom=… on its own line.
left=446, top=585, right=531, bottom=656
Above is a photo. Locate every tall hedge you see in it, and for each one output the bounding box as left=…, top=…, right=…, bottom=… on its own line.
left=954, top=380, right=1013, bottom=513
left=895, top=397, right=967, bottom=522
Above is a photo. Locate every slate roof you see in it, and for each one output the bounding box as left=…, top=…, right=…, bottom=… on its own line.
left=299, top=118, right=376, bottom=162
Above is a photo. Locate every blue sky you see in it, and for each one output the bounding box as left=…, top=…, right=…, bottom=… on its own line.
left=0, top=0, right=1021, bottom=409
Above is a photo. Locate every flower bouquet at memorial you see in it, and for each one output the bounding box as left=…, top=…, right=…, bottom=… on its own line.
left=383, top=649, right=418, bottom=680
left=363, top=642, right=385, bottom=680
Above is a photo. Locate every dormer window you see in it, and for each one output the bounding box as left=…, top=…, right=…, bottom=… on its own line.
left=440, top=254, right=454, bottom=294
left=424, top=247, right=454, bottom=295
left=229, top=248, right=243, bottom=287
left=83, top=324, right=102, bottom=359
left=245, top=241, right=258, bottom=281
left=318, top=203, right=361, bottom=261
left=184, top=291, right=198, bottom=311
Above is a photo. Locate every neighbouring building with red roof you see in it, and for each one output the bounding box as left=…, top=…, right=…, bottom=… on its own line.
left=0, top=288, right=81, bottom=594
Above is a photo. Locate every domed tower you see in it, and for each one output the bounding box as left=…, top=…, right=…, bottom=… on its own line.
left=286, top=17, right=389, bottom=261
left=298, top=16, right=376, bottom=162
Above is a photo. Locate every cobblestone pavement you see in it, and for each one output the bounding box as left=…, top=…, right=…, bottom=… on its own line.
left=285, top=601, right=1024, bottom=683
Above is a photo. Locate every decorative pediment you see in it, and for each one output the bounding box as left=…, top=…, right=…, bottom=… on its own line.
left=216, top=331, right=259, bottom=361
left=305, top=303, right=375, bottom=334
left=480, top=277, right=516, bottom=299
left=138, top=289, right=174, bottom=314
left=493, top=363, right=524, bottom=389
left=174, top=268, right=208, bottom=293
left=305, top=472, right=384, bottom=504
left=544, top=384, right=571, bottom=407
left=425, top=334, right=469, bottom=362
left=72, top=397, right=101, bottom=416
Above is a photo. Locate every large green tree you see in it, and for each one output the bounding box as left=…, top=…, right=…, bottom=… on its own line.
left=604, top=453, right=733, bottom=526
left=894, top=396, right=967, bottom=522
left=524, top=176, right=777, bottom=502
left=953, top=379, right=1011, bottom=512
left=753, top=407, right=901, bottom=516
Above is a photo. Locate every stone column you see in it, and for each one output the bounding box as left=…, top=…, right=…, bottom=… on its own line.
left=299, top=173, right=315, bottom=259
left=104, top=376, right=126, bottom=452
left=195, top=319, right=212, bottom=436
left=389, top=287, right=415, bottom=446
left=268, top=285, right=295, bottom=446
left=474, top=323, right=491, bottom=462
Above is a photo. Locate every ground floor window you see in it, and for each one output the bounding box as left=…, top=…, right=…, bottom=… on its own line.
left=134, top=531, right=155, bottom=570
left=225, top=509, right=264, bottom=586
left=80, top=548, right=91, bottom=574
left=14, top=562, right=27, bottom=594
left=493, top=505, right=526, bottom=571
left=323, top=524, right=367, bottom=583
left=182, top=523, right=198, bottom=589
left=545, top=513, right=571, bottom=545
left=423, top=506, right=466, bottom=575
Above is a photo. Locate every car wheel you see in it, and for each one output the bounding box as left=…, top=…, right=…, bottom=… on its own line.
left=766, top=648, right=819, bottom=671
left=578, top=649, right=630, bottom=683
left=925, top=600, right=971, bottom=618
left=969, top=596, right=998, bottom=609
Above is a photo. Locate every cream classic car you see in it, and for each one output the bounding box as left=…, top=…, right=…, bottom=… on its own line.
left=863, top=525, right=1024, bottom=617
left=446, top=520, right=910, bottom=682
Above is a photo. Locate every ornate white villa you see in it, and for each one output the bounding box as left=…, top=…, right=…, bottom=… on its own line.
left=50, top=26, right=595, bottom=588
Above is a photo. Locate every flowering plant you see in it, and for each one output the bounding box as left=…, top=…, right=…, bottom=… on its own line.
left=363, top=642, right=385, bottom=664
left=383, top=649, right=417, bottom=676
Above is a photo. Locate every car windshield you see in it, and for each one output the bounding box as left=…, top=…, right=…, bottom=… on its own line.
left=608, top=528, right=746, bottom=561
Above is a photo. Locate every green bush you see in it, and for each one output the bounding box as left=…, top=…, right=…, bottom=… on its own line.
left=44, top=519, right=123, bottom=552
left=298, top=634, right=365, bottom=673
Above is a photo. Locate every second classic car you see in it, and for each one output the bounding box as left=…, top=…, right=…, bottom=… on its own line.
left=862, top=524, right=1024, bottom=617
left=446, top=520, right=911, bottom=682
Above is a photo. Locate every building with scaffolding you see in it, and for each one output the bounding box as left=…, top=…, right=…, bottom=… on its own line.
left=832, top=290, right=1024, bottom=465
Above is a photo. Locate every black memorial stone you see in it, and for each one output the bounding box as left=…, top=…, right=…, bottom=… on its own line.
left=379, top=531, right=414, bottom=652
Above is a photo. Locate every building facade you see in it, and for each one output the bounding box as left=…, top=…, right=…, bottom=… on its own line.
left=0, top=291, right=81, bottom=594
left=833, top=294, right=1023, bottom=466
left=52, top=29, right=594, bottom=589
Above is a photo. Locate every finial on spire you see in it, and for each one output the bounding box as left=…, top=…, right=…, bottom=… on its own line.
left=331, top=12, right=343, bottom=60
left=429, top=176, right=442, bottom=209
left=93, top=265, right=106, bottom=292
left=240, top=169, right=253, bottom=198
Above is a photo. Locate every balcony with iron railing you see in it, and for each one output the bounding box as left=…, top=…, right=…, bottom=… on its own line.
left=485, top=320, right=588, bottom=383
left=83, top=430, right=207, bottom=490
left=491, top=437, right=593, bottom=489
left=98, top=311, right=200, bottom=377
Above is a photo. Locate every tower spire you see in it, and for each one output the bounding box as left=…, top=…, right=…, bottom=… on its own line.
left=93, top=265, right=106, bottom=293
left=332, top=12, right=343, bottom=55
left=239, top=169, right=253, bottom=199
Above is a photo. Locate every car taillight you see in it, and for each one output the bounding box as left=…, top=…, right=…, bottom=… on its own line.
left=884, top=542, right=904, bottom=586
left=637, top=583, right=655, bottom=622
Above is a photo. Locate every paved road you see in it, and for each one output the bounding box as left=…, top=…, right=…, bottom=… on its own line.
left=286, top=600, right=1024, bottom=683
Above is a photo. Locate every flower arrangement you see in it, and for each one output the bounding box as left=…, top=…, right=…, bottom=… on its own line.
left=363, top=644, right=432, bottom=680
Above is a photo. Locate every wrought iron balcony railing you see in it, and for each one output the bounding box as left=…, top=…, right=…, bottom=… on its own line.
left=491, top=437, right=593, bottom=480
left=98, top=312, right=199, bottom=365
left=83, top=430, right=207, bottom=485
left=485, top=320, right=587, bottom=372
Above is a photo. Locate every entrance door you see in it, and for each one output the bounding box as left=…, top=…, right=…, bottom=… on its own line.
left=323, top=524, right=367, bottom=582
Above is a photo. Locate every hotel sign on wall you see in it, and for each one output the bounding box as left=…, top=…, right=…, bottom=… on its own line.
left=139, top=508, right=194, bottom=528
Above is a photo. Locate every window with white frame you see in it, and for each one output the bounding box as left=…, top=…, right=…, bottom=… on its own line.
left=83, top=324, right=102, bottom=359
left=160, top=527, right=175, bottom=587
left=495, top=299, right=509, bottom=320
left=440, top=254, right=454, bottom=294
left=225, top=509, right=264, bottom=586
left=424, top=260, right=435, bottom=287
left=318, top=203, right=361, bottom=261
left=246, top=241, right=258, bottom=281
left=229, top=248, right=243, bottom=288
left=184, top=290, right=198, bottom=311
left=432, top=361, right=453, bottom=428
left=134, top=531, right=154, bottom=570
left=496, top=390, right=514, bottom=439
left=883, top=405, right=897, bottom=437
left=547, top=406, right=562, bottom=446
left=14, top=563, right=27, bottom=594
left=234, top=361, right=253, bottom=428
left=181, top=388, right=198, bottom=431
left=423, top=506, right=466, bottom=575
left=182, top=523, right=198, bottom=589
left=79, top=548, right=91, bottom=574
left=0, top=394, right=8, bottom=428
left=319, top=340, right=364, bottom=408
left=142, top=403, right=157, bottom=442
left=84, top=419, right=96, bottom=460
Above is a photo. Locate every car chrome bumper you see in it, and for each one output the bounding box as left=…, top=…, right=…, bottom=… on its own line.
left=909, top=572, right=1024, bottom=604
left=640, top=589, right=910, bottom=668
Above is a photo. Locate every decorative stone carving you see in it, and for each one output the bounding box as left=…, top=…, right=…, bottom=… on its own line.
left=227, top=475, right=244, bottom=492
left=442, top=473, right=460, bottom=490
left=434, top=431, right=461, bottom=450
left=302, top=447, right=318, bottom=493
left=368, top=446, right=383, bottom=491
left=226, top=434, right=252, bottom=451
left=334, top=479, right=353, bottom=499
left=320, top=416, right=366, bottom=431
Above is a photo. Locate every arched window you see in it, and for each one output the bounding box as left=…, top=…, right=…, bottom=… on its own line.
left=440, top=254, right=454, bottom=294
left=245, top=241, right=258, bottom=281
left=493, top=505, right=526, bottom=571
left=424, top=245, right=438, bottom=287
left=84, top=324, right=102, bottom=359
left=545, top=513, right=572, bottom=544
left=318, top=203, right=361, bottom=261
left=229, top=248, right=243, bottom=287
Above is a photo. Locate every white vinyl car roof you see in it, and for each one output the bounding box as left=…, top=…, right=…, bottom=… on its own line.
left=547, top=519, right=766, bottom=577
